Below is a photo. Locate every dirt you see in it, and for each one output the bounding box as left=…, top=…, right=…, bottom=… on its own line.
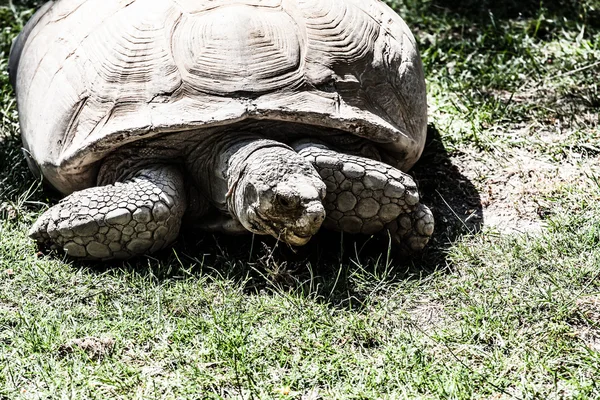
left=415, top=128, right=598, bottom=238
left=574, top=295, right=600, bottom=352
left=59, top=337, right=115, bottom=360
left=407, top=297, right=448, bottom=330
left=457, top=147, right=597, bottom=234
left=421, top=83, right=599, bottom=236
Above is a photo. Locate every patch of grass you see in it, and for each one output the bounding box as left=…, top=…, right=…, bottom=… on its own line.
left=387, top=0, right=599, bottom=156
left=1, top=0, right=599, bottom=398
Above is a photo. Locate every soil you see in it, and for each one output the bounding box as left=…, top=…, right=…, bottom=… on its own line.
left=574, top=296, right=600, bottom=352
left=59, top=337, right=115, bottom=360
left=413, top=125, right=599, bottom=241
left=457, top=147, right=596, bottom=234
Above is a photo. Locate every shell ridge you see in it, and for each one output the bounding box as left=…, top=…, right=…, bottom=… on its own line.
left=148, top=79, right=184, bottom=104
left=172, top=3, right=304, bottom=96
left=60, top=96, right=90, bottom=158
left=46, top=0, right=88, bottom=24
left=9, top=1, right=56, bottom=87
left=172, top=0, right=283, bottom=14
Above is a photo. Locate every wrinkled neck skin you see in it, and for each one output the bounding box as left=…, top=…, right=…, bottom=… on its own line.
left=219, top=138, right=327, bottom=246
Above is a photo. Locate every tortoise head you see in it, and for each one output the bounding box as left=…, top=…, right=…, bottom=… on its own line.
left=228, top=145, right=326, bottom=246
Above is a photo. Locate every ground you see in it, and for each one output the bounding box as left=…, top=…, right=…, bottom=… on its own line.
left=0, top=0, right=599, bottom=398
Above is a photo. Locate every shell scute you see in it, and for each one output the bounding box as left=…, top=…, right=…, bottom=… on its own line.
left=172, top=5, right=304, bottom=95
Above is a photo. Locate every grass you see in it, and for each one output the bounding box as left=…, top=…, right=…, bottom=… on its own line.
left=1, top=0, right=599, bottom=398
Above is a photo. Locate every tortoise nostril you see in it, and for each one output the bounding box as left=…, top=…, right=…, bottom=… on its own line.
left=312, top=213, right=324, bottom=223
left=307, top=203, right=326, bottom=225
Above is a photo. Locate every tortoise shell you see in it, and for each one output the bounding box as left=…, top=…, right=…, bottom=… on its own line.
left=10, top=0, right=427, bottom=194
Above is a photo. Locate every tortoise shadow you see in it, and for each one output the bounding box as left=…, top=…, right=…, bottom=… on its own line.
left=0, top=112, right=482, bottom=309
left=76, top=124, right=483, bottom=309
left=17, top=123, right=484, bottom=304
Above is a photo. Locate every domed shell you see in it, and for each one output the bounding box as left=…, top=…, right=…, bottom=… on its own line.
left=11, top=0, right=427, bottom=194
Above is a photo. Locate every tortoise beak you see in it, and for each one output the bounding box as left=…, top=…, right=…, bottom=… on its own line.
left=281, top=200, right=325, bottom=246
left=239, top=172, right=326, bottom=245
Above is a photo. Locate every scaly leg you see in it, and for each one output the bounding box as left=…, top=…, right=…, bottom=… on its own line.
left=294, top=142, right=433, bottom=251
left=29, top=165, right=186, bottom=259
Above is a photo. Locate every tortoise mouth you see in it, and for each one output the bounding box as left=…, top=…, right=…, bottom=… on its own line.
left=282, top=230, right=313, bottom=246
left=249, top=207, right=318, bottom=246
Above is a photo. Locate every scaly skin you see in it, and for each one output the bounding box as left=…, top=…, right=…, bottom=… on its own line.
left=294, top=142, right=434, bottom=251
left=29, top=135, right=431, bottom=258
left=29, top=137, right=327, bottom=259
left=384, top=203, right=434, bottom=253
left=29, top=166, right=186, bottom=259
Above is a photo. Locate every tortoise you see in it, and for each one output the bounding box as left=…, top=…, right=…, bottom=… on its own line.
left=10, top=0, right=434, bottom=260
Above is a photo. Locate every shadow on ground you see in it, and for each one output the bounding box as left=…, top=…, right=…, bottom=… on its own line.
left=1, top=121, right=482, bottom=307
left=89, top=125, right=484, bottom=306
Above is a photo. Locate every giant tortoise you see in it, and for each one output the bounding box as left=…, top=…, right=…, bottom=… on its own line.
left=10, top=0, right=433, bottom=259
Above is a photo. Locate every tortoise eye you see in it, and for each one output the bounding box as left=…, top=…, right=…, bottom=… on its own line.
left=276, top=193, right=298, bottom=209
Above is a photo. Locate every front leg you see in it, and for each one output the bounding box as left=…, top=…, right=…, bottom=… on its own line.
left=30, top=165, right=186, bottom=260
left=293, top=142, right=433, bottom=251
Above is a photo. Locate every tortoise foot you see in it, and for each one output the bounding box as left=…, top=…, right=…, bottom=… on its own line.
left=384, top=203, right=434, bottom=253
left=29, top=166, right=186, bottom=260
